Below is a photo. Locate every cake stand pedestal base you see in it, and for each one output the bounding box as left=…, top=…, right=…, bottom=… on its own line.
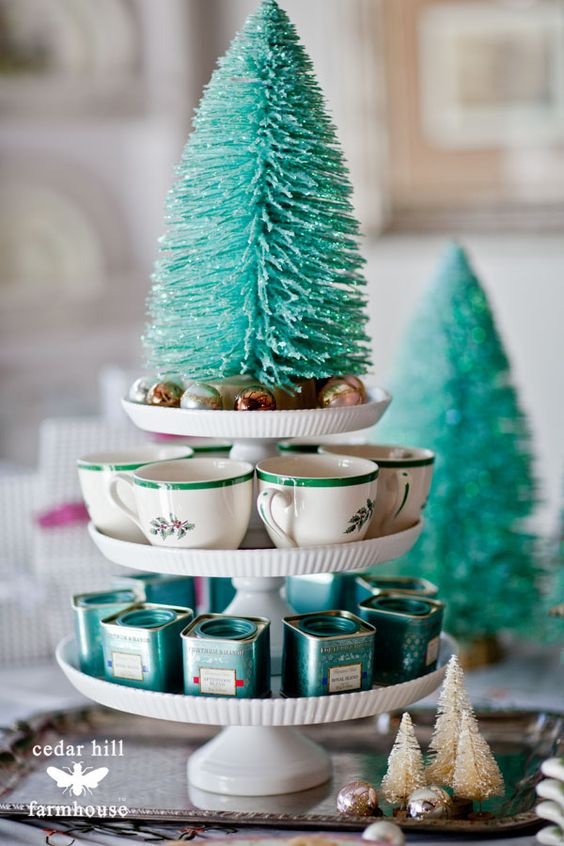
left=225, top=577, right=293, bottom=675
left=187, top=726, right=332, bottom=796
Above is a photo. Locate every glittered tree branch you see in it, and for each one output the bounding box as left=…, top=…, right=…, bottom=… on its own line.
left=144, top=0, right=372, bottom=390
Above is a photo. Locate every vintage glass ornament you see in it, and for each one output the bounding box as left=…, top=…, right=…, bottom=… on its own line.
left=147, top=381, right=184, bottom=407
left=362, top=820, right=405, bottom=845
left=318, top=377, right=366, bottom=408
left=406, top=785, right=454, bottom=820
left=128, top=377, right=153, bottom=404
left=337, top=780, right=380, bottom=817
left=181, top=382, right=223, bottom=411
left=343, top=374, right=367, bottom=399
left=234, top=385, right=277, bottom=411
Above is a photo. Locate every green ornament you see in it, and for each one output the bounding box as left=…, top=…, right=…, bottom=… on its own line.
left=375, top=243, right=540, bottom=641
left=143, top=0, right=372, bottom=392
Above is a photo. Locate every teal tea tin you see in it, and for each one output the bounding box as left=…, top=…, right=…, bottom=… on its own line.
left=181, top=614, right=270, bottom=698
left=112, top=572, right=196, bottom=610
left=281, top=611, right=375, bottom=698
left=354, top=575, right=439, bottom=608
left=359, top=594, right=445, bottom=685
left=101, top=603, right=193, bottom=691
left=72, top=590, right=138, bottom=677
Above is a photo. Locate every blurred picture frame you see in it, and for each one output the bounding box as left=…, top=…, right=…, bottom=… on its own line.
left=419, top=2, right=564, bottom=149
left=382, top=0, right=564, bottom=230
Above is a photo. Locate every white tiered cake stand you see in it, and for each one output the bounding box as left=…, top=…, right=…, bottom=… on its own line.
left=58, top=388, right=455, bottom=797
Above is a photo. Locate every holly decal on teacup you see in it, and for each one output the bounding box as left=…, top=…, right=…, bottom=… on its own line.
left=345, top=499, right=375, bottom=534
left=150, top=514, right=195, bottom=540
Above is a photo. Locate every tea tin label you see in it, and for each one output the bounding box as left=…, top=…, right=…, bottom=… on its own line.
left=328, top=663, right=362, bottom=693
left=199, top=667, right=237, bottom=696
left=112, top=651, right=144, bottom=681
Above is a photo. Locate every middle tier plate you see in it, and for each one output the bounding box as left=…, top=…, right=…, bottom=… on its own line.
left=88, top=519, right=423, bottom=578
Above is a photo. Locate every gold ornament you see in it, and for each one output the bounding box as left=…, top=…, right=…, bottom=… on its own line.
left=381, top=712, right=427, bottom=808
left=337, top=780, right=380, bottom=817
left=234, top=385, right=277, bottom=411
left=318, top=376, right=366, bottom=408
left=406, top=785, right=454, bottom=820
left=147, top=381, right=184, bottom=407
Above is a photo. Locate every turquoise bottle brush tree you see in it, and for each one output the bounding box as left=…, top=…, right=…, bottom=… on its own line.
left=144, top=0, right=372, bottom=392
left=376, top=243, right=540, bottom=642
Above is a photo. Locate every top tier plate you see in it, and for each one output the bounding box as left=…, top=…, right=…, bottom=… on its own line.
left=122, top=386, right=391, bottom=439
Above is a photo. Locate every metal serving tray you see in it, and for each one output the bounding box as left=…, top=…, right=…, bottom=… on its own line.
left=0, top=705, right=560, bottom=835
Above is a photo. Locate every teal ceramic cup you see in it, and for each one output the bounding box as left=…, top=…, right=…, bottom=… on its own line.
left=281, top=610, right=375, bottom=697
left=181, top=614, right=271, bottom=698
left=359, top=594, right=444, bottom=685
left=72, top=590, right=138, bottom=677
left=101, top=603, right=193, bottom=692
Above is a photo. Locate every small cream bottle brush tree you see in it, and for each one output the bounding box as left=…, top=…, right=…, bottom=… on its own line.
left=426, top=654, right=472, bottom=786
left=381, top=712, right=427, bottom=809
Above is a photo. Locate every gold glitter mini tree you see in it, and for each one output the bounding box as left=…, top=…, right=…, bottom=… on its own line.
left=426, top=655, right=472, bottom=786
left=452, top=709, right=505, bottom=808
left=381, top=712, right=427, bottom=809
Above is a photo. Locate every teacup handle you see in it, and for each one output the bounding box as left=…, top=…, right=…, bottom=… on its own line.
left=391, top=470, right=411, bottom=521
left=107, top=473, right=143, bottom=533
left=257, top=489, right=297, bottom=549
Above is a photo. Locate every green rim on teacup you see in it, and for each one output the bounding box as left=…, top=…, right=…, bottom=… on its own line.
left=77, top=446, right=194, bottom=472
left=131, top=458, right=254, bottom=491
left=277, top=441, right=321, bottom=454
left=256, top=455, right=378, bottom=488
left=319, top=444, right=435, bottom=468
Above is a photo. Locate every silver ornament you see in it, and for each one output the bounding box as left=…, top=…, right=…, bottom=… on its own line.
left=362, top=820, right=405, bottom=845
left=337, top=780, right=380, bottom=817
left=406, top=785, right=453, bottom=820
left=181, top=382, right=223, bottom=410
left=128, top=377, right=153, bottom=404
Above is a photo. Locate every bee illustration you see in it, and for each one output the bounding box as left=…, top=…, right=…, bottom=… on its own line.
left=46, top=762, right=109, bottom=796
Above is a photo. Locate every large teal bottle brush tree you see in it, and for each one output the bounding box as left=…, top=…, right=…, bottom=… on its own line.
left=376, top=243, right=540, bottom=656
left=144, top=0, right=372, bottom=392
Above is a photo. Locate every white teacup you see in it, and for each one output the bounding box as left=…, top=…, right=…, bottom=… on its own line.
left=256, top=454, right=379, bottom=549
left=107, top=458, right=254, bottom=549
left=319, top=444, right=435, bottom=537
left=77, top=445, right=194, bottom=543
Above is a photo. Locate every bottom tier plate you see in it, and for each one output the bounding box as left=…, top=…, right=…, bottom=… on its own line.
left=56, top=634, right=455, bottom=728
